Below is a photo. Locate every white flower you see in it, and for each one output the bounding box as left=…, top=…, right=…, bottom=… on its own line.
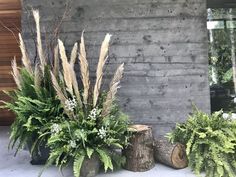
left=51, top=123, right=62, bottom=134
left=232, top=113, right=236, bottom=120
left=88, top=108, right=98, bottom=120
left=98, top=127, right=107, bottom=139
left=65, top=97, right=77, bottom=111
left=70, top=140, right=77, bottom=148
left=223, top=113, right=229, bottom=119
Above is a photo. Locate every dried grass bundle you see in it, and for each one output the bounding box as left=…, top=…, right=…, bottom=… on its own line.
left=34, top=64, right=42, bottom=90
left=33, top=10, right=46, bottom=73
left=53, top=45, right=59, bottom=77
left=102, top=63, right=124, bottom=116
left=79, top=32, right=90, bottom=105
left=50, top=71, right=67, bottom=106
left=70, top=42, right=78, bottom=66
left=11, top=58, right=21, bottom=89
left=93, top=33, right=111, bottom=107
left=68, top=64, right=82, bottom=107
left=58, top=39, right=73, bottom=95
left=19, top=33, right=32, bottom=74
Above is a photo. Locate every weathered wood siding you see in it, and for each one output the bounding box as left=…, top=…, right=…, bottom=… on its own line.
left=21, top=0, right=210, bottom=136
left=0, top=0, right=21, bottom=125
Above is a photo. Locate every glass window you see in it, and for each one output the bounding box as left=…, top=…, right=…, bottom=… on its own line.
left=207, top=21, right=225, bottom=29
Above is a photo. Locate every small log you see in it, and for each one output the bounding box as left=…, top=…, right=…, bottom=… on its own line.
left=123, top=125, right=155, bottom=172
left=154, top=138, right=188, bottom=169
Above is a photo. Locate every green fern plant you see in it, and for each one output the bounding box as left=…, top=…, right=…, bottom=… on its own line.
left=1, top=10, right=62, bottom=159
left=167, top=108, right=236, bottom=177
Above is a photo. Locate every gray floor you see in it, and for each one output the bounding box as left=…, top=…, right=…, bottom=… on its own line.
left=0, top=126, right=196, bottom=177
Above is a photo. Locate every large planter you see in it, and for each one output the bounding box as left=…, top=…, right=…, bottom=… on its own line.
left=27, top=138, right=50, bottom=165
left=80, top=155, right=101, bottom=177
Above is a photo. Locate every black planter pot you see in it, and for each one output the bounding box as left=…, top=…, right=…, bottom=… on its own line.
left=27, top=139, right=50, bottom=165
left=80, top=155, right=101, bottom=177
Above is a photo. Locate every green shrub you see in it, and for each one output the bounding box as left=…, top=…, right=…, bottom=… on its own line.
left=167, top=108, right=236, bottom=177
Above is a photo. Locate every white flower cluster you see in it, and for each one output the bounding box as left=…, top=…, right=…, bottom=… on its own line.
left=98, top=127, right=107, bottom=139
left=88, top=108, right=98, bottom=120
left=51, top=123, right=62, bottom=134
left=65, top=97, right=77, bottom=111
left=70, top=140, right=77, bottom=148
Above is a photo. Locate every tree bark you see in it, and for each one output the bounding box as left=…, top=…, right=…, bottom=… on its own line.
left=154, top=138, right=188, bottom=169
left=123, top=125, right=155, bottom=172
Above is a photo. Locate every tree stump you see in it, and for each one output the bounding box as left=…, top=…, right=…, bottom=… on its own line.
left=123, top=125, right=155, bottom=172
left=154, top=138, right=188, bottom=169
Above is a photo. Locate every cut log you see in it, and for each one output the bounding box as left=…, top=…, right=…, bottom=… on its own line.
left=154, top=138, right=188, bottom=169
left=123, top=125, right=155, bottom=172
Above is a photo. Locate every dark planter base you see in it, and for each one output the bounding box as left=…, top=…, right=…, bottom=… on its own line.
left=80, top=155, right=101, bottom=177
left=27, top=140, right=50, bottom=165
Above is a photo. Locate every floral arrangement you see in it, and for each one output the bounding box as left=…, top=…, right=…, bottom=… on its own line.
left=1, top=10, right=62, bottom=163
left=1, top=9, right=130, bottom=177
left=41, top=31, right=131, bottom=177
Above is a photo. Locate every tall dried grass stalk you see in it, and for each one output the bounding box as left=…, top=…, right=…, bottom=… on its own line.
left=34, top=64, right=41, bottom=90
left=11, top=58, right=21, bottom=89
left=50, top=71, right=67, bottom=106
left=102, top=63, right=124, bottom=116
left=33, top=10, right=46, bottom=73
left=53, top=44, right=59, bottom=77
left=58, top=39, right=73, bottom=95
left=19, top=33, right=32, bottom=74
left=68, top=64, right=82, bottom=107
left=79, top=32, right=90, bottom=105
left=70, top=42, right=78, bottom=66
left=93, top=33, right=111, bottom=107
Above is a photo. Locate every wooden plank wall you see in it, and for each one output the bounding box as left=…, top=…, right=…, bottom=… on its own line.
left=0, top=0, right=21, bottom=125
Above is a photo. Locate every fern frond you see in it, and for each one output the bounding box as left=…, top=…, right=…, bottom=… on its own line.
left=73, top=154, right=85, bottom=177
left=96, top=148, right=113, bottom=172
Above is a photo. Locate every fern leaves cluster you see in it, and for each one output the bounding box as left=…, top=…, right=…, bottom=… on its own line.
left=167, top=108, right=236, bottom=177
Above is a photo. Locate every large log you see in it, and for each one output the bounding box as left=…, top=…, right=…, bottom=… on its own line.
left=154, top=138, right=188, bottom=169
left=123, top=125, right=155, bottom=172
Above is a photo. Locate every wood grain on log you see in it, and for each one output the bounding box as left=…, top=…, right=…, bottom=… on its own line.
left=154, top=138, right=188, bottom=169
left=123, top=125, right=155, bottom=172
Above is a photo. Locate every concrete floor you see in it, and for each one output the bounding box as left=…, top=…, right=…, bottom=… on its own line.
left=0, top=126, right=196, bottom=177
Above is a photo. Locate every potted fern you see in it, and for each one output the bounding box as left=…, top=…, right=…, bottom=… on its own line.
left=167, top=108, right=236, bottom=177
left=1, top=10, right=63, bottom=164
left=41, top=33, right=131, bottom=177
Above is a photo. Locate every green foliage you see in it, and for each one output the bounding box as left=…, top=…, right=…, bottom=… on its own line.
left=2, top=66, right=62, bottom=156
left=73, top=154, right=85, bottom=177
left=208, top=29, right=232, bottom=85
left=45, top=104, right=131, bottom=177
left=96, top=148, right=113, bottom=172
left=167, top=108, right=236, bottom=177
